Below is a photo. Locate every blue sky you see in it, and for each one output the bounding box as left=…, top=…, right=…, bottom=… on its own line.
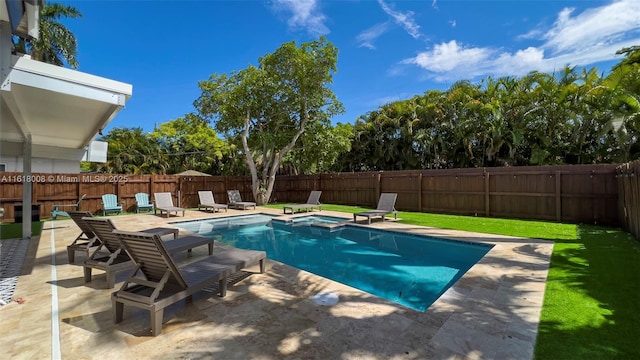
left=63, top=0, right=640, bottom=133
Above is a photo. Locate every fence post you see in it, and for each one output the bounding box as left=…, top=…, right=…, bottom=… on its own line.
left=375, top=172, right=381, bottom=206
left=115, top=179, right=120, bottom=203
left=418, top=172, right=423, bottom=212
left=484, top=169, right=490, bottom=217
left=77, top=180, right=82, bottom=208
left=555, top=171, right=562, bottom=222
left=177, top=177, right=182, bottom=207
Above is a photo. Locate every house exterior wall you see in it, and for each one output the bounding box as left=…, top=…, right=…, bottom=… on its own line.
left=0, top=156, right=80, bottom=173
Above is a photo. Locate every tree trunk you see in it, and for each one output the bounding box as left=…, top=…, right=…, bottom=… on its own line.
left=245, top=105, right=311, bottom=205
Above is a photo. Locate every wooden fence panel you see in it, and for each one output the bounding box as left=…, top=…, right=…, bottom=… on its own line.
left=561, top=169, right=619, bottom=225
left=489, top=171, right=556, bottom=221
left=421, top=170, right=485, bottom=216
left=380, top=172, right=421, bottom=212
left=319, top=173, right=377, bottom=207
left=272, top=175, right=320, bottom=204
left=0, top=164, right=627, bottom=229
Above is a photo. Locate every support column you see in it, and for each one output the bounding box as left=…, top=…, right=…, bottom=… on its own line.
left=0, top=21, right=11, bottom=87
left=22, top=133, right=33, bottom=239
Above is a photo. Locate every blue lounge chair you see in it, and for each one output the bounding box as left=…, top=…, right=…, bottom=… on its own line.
left=101, top=194, right=123, bottom=216
left=135, top=193, right=154, bottom=213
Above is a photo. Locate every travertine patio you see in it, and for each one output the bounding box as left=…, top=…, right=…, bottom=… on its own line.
left=0, top=207, right=553, bottom=359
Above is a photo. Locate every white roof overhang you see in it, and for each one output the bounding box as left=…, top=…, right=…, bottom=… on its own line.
left=1, top=54, right=132, bottom=152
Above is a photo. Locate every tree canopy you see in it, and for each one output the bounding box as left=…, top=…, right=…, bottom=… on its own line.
left=86, top=116, right=230, bottom=175
left=194, top=36, right=344, bottom=204
left=337, top=53, right=639, bottom=171
left=13, top=2, right=82, bottom=68
left=148, top=114, right=229, bottom=174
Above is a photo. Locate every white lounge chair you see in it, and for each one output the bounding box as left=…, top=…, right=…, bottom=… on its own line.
left=353, top=193, right=398, bottom=224
left=198, top=190, right=228, bottom=213
left=153, top=192, right=185, bottom=217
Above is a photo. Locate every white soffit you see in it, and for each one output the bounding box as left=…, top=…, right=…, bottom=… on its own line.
left=1, top=55, right=133, bottom=149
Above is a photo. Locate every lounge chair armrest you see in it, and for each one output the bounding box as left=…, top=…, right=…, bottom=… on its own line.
left=53, top=203, right=79, bottom=208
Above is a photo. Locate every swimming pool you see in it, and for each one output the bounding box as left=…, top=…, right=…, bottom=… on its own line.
left=174, top=214, right=492, bottom=311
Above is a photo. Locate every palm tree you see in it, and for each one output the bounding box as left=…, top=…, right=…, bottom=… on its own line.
left=13, top=2, right=82, bottom=69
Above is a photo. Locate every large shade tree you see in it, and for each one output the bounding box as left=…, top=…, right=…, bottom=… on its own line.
left=88, top=127, right=165, bottom=174
left=13, top=2, right=82, bottom=68
left=195, top=37, right=344, bottom=204
left=280, top=122, right=353, bottom=175
left=148, top=114, right=229, bottom=174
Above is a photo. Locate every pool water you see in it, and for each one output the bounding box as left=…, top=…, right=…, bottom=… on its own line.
left=175, top=214, right=492, bottom=311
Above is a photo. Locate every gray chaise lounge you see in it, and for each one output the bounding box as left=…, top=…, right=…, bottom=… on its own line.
left=66, top=211, right=101, bottom=264
left=82, top=217, right=213, bottom=288
left=353, top=193, right=398, bottom=224
left=227, top=190, right=256, bottom=210
left=112, top=229, right=266, bottom=336
left=283, top=190, right=322, bottom=214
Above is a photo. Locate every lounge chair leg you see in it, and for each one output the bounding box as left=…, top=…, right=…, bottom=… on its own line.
left=106, top=271, right=116, bottom=289
left=83, top=267, right=92, bottom=283
left=259, top=259, right=265, bottom=273
left=67, top=247, right=75, bottom=264
left=151, top=309, right=164, bottom=336
left=113, top=300, right=124, bottom=323
left=219, top=278, right=227, bottom=297
left=208, top=243, right=213, bottom=255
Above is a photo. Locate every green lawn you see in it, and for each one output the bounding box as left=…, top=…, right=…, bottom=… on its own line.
left=265, top=203, right=640, bottom=359
left=0, top=221, right=44, bottom=240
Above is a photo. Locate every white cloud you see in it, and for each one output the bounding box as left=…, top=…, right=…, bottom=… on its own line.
left=404, top=0, right=640, bottom=81
left=449, top=20, right=456, bottom=28
left=356, top=22, right=390, bottom=49
left=272, top=0, right=329, bottom=36
left=542, top=0, right=640, bottom=54
left=377, top=0, right=422, bottom=39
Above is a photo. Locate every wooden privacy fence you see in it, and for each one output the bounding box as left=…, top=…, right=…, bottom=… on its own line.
left=0, top=164, right=623, bottom=227
left=617, top=160, right=640, bottom=240
left=274, top=164, right=620, bottom=226
left=0, top=173, right=254, bottom=221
